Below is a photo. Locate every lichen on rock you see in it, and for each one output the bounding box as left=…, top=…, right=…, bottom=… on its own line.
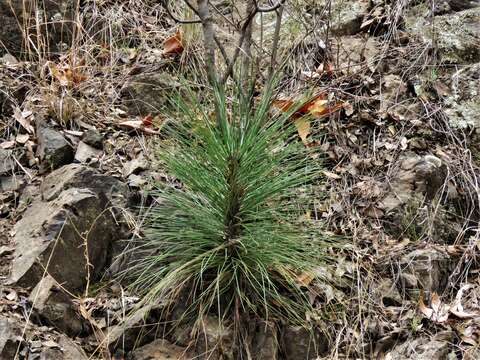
left=406, top=6, right=480, bottom=64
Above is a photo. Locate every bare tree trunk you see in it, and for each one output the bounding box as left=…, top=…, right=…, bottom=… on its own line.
left=196, top=0, right=218, bottom=84
left=165, top=0, right=286, bottom=86
left=241, top=0, right=256, bottom=81
left=268, top=4, right=284, bottom=82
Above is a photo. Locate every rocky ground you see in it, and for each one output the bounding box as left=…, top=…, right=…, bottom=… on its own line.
left=1, top=0, right=480, bottom=359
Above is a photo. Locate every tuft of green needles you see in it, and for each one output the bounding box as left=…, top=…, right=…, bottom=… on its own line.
left=121, top=82, right=331, bottom=346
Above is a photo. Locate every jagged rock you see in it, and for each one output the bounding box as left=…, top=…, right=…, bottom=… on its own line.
left=127, top=174, right=147, bottom=188
left=9, top=187, right=116, bottom=290
left=130, top=339, right=189, bottom=360
left=1, top=315, right=87, bottom=359
left=282, top=326, right=328, bottom=360
left=82, top=129, right=103, bottom=149
left=37, top=335, right=88, bottom=360
left=252, top=322, right=278, bottom=360
left=123, top=155, right=149, bottom=177
left=74, top=141, right=103, bottom=164
left=120, top=72, right=180, bottom=116
left=332, top=36, right=381, bottom=75
left=399, top=248, right=452, bottom=293
left=434, top=0, right=480, bottom=14
left=17, top=182, right=42, bottom=213
left=40, top=164, right=129, bottom=208
left=301, top=1, right=369, bottom=36
left=380, top=75, right=409, bottom=112
left=374, top=278, right=403, bottom=307
left=0, top=53, right=19, bottom=66
left=378, top=154, right=447, bottom=212
left=29, top=275, right=85, bottom=336
left=0, top=315, right=23, bottom=358
left=36, top=122, right=74, bottom=171
left=196, top=316, right=234, bottom=360
left=0, top=149, right=16, bottom=175
left=0, top=0, right=73, bottom=56
left=379, top=75, right=422, bottom=122
left=0, top=175, right=23, bottom=192
left=442, top=63, right=480, bottom=129
left=406, top=6, right=480, bottom=64
left=106, top=305, right=159, bottom=352
left=328, top=0, right=370, bottom=36
left=38, top=164, right=132, bottom=280
left=386, top=331, right=455, bottom=359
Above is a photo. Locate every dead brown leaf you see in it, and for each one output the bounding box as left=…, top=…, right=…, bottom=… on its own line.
left=49, top=62, right=87, bottom=87
left=118, top=120, right=160, bottom=135
left=294, top=117, right=310, bottom=144
left=163, top=30, right=184, bottom=55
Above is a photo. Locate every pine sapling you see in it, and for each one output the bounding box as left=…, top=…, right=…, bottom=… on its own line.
left=120, top=83, right=331, bottom=350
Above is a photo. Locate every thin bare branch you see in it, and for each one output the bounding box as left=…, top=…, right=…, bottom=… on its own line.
left=220, top=6, right=258, bottom=84
left=257, top=0, right=286, bottom=13
left=214, top=35, right=231, bottom=67
left=182, top=0, right=200, bottom=14
left=241, top=0, right=257, bottom=76
left=267, top=3, right=284, bottom=81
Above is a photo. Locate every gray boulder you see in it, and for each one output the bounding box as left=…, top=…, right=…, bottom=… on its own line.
left=252, top=322, right=278, bottom=360
left=378, top=155, right=447, bottom=212
left=283, top=326, right=329, bottom=360
left=386, top=331, right=455, bottom=360
left=106, top=304, right=159, bottom=353
left=29, top=275, right=85, bottom=336
left=9, top=187, right=115, bottom=290
left=195, top=316, right=234, bottom=360
left=120, top=72, right=180, bottom=116
left=399, top=248, right=452, bottom=293
left=40, top=164, right=129, bottom=208
left=328, top=0, right=370, bottom=36
left=406, top=6, right=480, bottom=64
left=130, top=339, right=188, bottom=360
left=36, top=122, right=74, bottom=171
left=0, top=315, right=23, bottom=359
left=442, top=63, right=480, bottom=129
left=0, top=149, right=15, bottom=176
left=37, top=336, right=88, bottom=360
